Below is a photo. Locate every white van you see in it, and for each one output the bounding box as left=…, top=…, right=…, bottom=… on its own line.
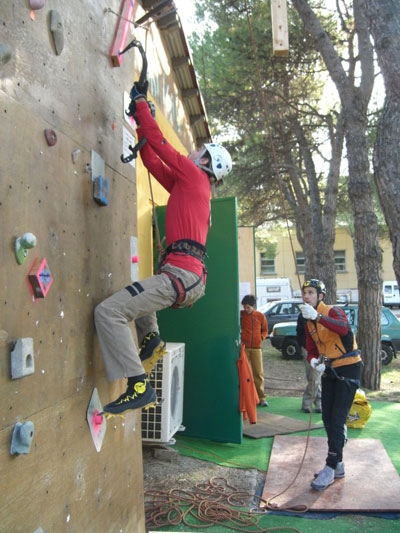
left=383, top=281, right=400, bottom=308
left=256, top=278, right=293, bottom=306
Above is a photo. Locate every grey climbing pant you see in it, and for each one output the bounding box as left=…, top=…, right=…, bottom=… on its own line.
left=302, top=347, right=322, bottom=410
left=94, top=265, right=206, bottom=381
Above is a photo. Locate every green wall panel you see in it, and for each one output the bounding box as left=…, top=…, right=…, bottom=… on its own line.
left=155, top=197, right=242, bottom=443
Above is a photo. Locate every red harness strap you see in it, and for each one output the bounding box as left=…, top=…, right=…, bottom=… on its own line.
left=162, top=269, right=207, bottom=309
left=163, top=271, right=186, bottom=309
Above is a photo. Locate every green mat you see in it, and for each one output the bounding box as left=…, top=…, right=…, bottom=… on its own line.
left=161, top=397, right=400, bottom=533
left=176, top=397, right=400, bottom=474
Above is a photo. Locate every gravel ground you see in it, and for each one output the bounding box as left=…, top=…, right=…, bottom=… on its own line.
left=142, top=338, right=400, bottom=531
left=142, top=338, right=400, bottom=489
left=142, top=341, right=304, bottom=503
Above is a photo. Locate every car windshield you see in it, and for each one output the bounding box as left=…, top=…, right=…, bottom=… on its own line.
left=277, top=303, right=298, bottom=314
left=344, top=308, right=356, bottom=326
left=382, top=310, right=390, bottom=326
left=261, top=300, right=301, bottom=313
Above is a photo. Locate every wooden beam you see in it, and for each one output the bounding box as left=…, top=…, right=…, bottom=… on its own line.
left=189, top=114, right=205, bottom=127
left=181, top=88, right=199, bottom=99
left=171, top=56, right=190, bottom=69
left=271, top=0, right=289, bottom=57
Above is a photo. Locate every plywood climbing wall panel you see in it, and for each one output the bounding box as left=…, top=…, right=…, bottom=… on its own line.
left=0, top=1, right=149, bottom=531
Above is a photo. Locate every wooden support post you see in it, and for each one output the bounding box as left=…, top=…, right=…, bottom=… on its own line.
left=271, top=0, right=289, bottom=57
left=109, top=0, right=136, bottom=67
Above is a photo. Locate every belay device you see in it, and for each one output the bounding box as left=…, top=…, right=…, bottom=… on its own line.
left=120, top=38, right=155, bottom=163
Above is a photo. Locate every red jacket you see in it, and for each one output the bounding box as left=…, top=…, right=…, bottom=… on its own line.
left=240, top=310, right=268, bottom=349
left=238, top=344, right=258, bottom=424
left=136, top=101, right=211, bottom=277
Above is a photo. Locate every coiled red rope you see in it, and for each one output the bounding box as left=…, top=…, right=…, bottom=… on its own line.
left=144, top=476, right=303, bottom=532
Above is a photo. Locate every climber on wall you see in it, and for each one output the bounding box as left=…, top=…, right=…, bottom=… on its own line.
left=94, top=78, right=233, bottom=415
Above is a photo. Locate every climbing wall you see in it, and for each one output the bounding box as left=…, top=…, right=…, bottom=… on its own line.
left=0, top=1, right=184, bottom=531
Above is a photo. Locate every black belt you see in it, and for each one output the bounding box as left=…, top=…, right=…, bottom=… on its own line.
left=322, top=349, right=361, bottom=365
left=160, top=239, right=207, bottom=265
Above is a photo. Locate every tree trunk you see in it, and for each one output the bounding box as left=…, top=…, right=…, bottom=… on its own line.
left=282, top=111, right=342, bottom=302
left=365, top=0, right=400, bottom=288
left=345, top=103, right=382, bottom=389
left=291, top=0, right=382, bottom=389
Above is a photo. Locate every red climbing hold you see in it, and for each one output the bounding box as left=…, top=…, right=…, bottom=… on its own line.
left=44, top=128, right=57, bottom=147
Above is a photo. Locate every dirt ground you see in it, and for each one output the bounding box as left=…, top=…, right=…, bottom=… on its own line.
left=142, top=342, right=307, bottom=498
left=142, top=340, right=400, bottom=526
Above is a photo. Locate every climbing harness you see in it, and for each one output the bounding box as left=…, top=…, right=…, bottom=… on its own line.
left=323, top=358, right=362, bottom=390
left=157, top=239, right=208, bottom=308
left=161, top=269, right=206, bottom=309
left=321, top=349, right=361, bottom=365
left=161, top=239, right=207, bottom=263
left=162, top=271, right=186, bottom=308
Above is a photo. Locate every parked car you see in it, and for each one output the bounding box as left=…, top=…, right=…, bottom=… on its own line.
left=258, top=299, right=303, bottom=334
left=270, top=304, right=400, bottom=365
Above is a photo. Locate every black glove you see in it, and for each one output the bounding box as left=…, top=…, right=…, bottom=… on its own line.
left=126, top=100, right=155, bottom=124
left=130, top=80, right=148, bottom=101
left=127, top=99, right=138, bottom=121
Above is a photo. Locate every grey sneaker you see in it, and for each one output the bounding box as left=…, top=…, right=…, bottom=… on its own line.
left=334, top=461, right=345, bottom=478
left=314, top=461, right=345, bottom=480
left=311, top=465, right=335, bottom=490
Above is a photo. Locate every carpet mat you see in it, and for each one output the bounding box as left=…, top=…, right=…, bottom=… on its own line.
left=166, top=399, right=400, bottom=532
left=262, top=435, right=400, bottom=513
left=243, top=410, right=322, bottom=438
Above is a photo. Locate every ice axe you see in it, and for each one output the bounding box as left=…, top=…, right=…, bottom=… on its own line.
left=119, top=38, right=154, bottom=163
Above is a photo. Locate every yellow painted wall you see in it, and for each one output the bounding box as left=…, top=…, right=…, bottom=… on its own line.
left=238, top=226, right=256, bottom=295
left=256, top=227, right=396, bottom=294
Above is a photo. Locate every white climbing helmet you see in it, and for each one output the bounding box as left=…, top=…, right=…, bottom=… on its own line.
left=204, top=142, right=233, bottom=181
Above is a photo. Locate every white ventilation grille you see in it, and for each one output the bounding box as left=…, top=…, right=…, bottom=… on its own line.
left=141, top=342, right=185, bottom=443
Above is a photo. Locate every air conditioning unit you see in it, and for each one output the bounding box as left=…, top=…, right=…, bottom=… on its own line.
left=141, top=342, right=185, bottom=443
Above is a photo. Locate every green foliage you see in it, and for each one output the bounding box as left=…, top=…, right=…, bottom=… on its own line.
left=190, top=0, right=343, bottom=228
left=254, top=231, right=278, bottom=258
left=189, top=0, right=388, bottom=259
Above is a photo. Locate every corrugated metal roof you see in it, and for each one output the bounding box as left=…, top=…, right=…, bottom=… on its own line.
left=140, top=0, right=212, bottom=147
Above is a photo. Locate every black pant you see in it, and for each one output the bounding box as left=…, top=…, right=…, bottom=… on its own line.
left=321, top=362, right=361, bottom=469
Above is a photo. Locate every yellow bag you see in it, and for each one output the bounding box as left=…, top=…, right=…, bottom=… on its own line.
left=346, top=389, right=372, bottom=429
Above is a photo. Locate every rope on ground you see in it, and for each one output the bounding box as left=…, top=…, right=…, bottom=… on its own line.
left=144, top=476, right=303, bottom=532
left=261, top=373, right=320, bottom=515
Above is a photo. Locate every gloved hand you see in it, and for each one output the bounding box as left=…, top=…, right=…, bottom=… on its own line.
left=299, top=303, right=318, bottom=320
left=130, top=80, right=149, bottom=101
left=310, top=358, right=325, bottom=373
left=126, top=100, right=155, bottom=124
left=127, top=99, right=139, bottom=121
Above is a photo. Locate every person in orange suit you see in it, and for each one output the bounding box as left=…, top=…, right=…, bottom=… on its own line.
left=240, top=295, right=269, bottom=407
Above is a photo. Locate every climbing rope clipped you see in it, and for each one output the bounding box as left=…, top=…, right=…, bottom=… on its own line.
left=144, top=476, right=303, bottom=532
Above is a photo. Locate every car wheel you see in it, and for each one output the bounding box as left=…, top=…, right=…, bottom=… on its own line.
left=381, top=343, right=394, bottom=366
left=281, top=338, right=300, bottom=360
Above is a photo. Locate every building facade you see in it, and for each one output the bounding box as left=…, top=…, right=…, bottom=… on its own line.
left=256, top=227, right=396, bottom=300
